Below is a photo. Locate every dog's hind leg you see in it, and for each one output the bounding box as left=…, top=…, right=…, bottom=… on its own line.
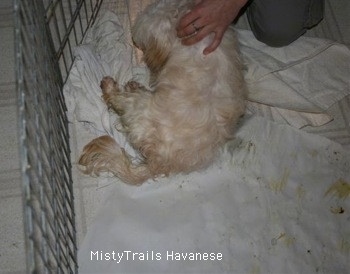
left=78, top=135, right=152, bottom=185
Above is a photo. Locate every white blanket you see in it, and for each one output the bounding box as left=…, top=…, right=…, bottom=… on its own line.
left=77, top=116, right=350, bottom=274
left=240, top=31, right=350, bottom=128
left=63, top=11, right=350, bottom=274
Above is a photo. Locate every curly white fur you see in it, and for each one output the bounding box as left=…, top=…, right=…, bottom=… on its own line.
left=79, top=0, right=247, bottom=185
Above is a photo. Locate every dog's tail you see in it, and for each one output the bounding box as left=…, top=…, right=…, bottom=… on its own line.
left=78, top=135, right=152, bottom=185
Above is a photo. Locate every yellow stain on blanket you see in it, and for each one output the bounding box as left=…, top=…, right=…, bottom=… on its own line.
left=296, top=184, right=306, bottom=200
left=325, top=178, right=350, bottom=199
left=250, top=261, right=261, bottom=274
left=339, top=238, right=350, bottom=254
left=271, top=232, right=296, bottom=247
left=269, top=168, right=290, bottom=193
left=330, top=206, right=345, bottom=214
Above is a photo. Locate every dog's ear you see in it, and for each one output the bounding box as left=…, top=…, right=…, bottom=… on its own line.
left=143, top=37, right=170, bottom=75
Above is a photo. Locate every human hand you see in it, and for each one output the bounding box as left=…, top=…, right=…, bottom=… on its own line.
left=176, top=0, right=247, bottom=55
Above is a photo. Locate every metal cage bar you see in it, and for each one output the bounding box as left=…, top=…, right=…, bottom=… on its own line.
left=14, top=0, right=103, bottom=273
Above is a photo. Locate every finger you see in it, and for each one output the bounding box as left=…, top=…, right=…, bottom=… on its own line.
left=176, top=9, right=200, bottom=33
left=177, top=21, right=199, bottom=38
left=177, top=13, right=206, bottom=38
left=203, top=31, right=224, bottom=55
left=181, top=26, right=210, bottom=46
left=177, top=17, right=206, bottom=38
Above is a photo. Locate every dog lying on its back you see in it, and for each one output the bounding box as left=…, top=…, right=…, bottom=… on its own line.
left=78, top=0, right=247, bottom=185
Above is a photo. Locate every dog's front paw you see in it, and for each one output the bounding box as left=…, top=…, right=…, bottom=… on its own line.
left=125, top=81, right=143, bottom=92
left=100, top=76, right=119, bottom=95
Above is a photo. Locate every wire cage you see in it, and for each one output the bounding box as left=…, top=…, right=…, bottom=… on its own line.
left=14, top=0, right=103, bottom=272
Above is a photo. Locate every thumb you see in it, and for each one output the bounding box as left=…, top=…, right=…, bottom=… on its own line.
left=203, top=31, right=224, bottom=55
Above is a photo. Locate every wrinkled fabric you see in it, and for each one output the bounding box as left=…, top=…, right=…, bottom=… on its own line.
left=77, top=116, right=350, bottom=274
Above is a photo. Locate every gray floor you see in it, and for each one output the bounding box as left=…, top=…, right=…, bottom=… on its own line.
left=0, top=0, right=26, bottom=272
left=0, top=0, right=349, bottom=273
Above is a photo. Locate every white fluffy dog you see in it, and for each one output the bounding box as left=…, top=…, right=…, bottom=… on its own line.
left=78, top=0, right=247, bottom=185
